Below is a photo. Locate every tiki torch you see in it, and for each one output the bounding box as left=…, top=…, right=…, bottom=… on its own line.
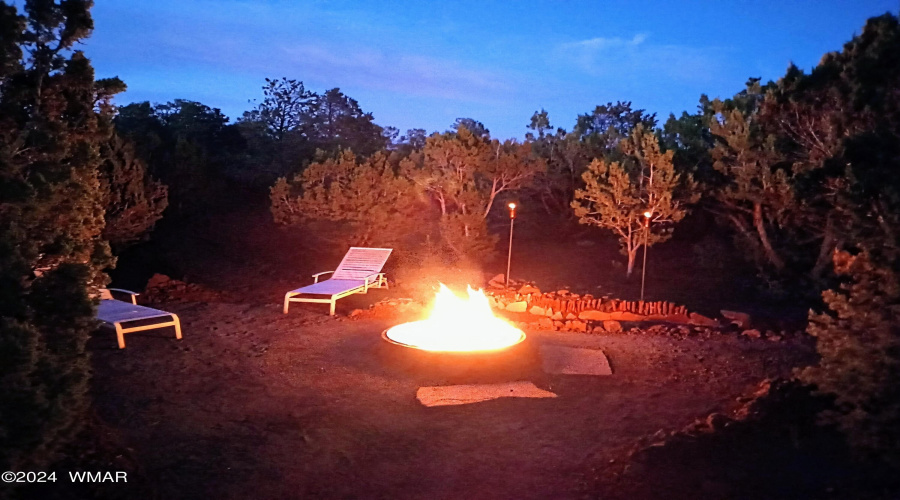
left=506, top=203, right=517, bottom=288
left=640, top=210, right=651, bottom=301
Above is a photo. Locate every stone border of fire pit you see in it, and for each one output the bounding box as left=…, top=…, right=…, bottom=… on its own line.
left=346, top=278, right=795, bottom=341
left=481, top=275, right=768, bottom=334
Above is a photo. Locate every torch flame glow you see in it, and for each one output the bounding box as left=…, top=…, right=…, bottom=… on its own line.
left=384, top=284, right=525, bottom=352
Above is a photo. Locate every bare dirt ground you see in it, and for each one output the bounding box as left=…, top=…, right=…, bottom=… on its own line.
left=81, top=301, right=812, bottom=500
left=63, top=208, right=817, bottom=499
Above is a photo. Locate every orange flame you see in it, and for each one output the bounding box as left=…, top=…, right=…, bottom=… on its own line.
left=384, top=284, right=525, bottom=352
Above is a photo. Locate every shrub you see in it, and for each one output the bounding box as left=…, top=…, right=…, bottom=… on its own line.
left=800, top=251, right=900, bottom=467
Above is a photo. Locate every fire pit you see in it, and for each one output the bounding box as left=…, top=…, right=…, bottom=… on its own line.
left=380, top=284, right=540, bottom=384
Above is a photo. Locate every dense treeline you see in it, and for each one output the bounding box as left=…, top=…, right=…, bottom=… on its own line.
left=1, top=0, right=115, bottom=474
left=1, top=0, right=899, bottom=486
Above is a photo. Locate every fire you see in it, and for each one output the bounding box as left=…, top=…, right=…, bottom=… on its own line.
left=384, top=284, right=525, bottom=352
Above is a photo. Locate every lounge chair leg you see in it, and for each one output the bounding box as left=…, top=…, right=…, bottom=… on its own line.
left=330, top=301, right=336, bottom=316
left=116, top=324, right=125, bottom=349
left=283, top=294, right=291, bottom=314
left=173, top=315, right=182, bottom=340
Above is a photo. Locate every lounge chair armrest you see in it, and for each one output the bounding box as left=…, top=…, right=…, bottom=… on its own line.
left=105, top=288, right=139, bottom=305
left=311, top=271, right=334, bottom=283
left=363, top=273, right=387, bottom=289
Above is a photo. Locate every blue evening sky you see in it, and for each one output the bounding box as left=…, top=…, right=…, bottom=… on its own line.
left=85, top=1, right=898, bottom=140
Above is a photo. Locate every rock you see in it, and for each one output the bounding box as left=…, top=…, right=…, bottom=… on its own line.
left=145, top=273, right=171, bottom=289
left=556, top=289, right=570, bottom=296
left=603, top=320, right=622, bottom=333
left=565, top=313, right=577, bottom=320
left=741, top=329, right=762, bottom=339
left=721, top=309, right=751, bottom=329
left=540, top=344, right=611, bottom=375
left=528, top=305, right=545, bottom=316
left=518, top=284, right=541, bottom=295
left=544, top=308, right=554, bottom=317
left=416, top=381, right=557, bottom=407
left=538, top=318, right=554, bottom=329
left=706, top=412, right=732, bottom=430
left=688, top=312, right=720, bottom=327
left=488, top=274, right=506, bottom=289
left=570, top=320, right=587, bottom=332
left=505, top=301, right=528, bottom=313
left=607, top=311, right=644, bottom=322
left=553, top=321, right=564, bottom=329
left=550, top=311, right=563, bottom=321
left=663, top=314, right=691, bottom=324
left=579, top=310, right=610, bottom=321
left=348, top=309, right=363, bottom=318
left=591, top=326, right=605, bottom=334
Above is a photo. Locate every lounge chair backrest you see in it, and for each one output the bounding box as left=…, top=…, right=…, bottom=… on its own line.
left=331, top=247, right=392, bottom=280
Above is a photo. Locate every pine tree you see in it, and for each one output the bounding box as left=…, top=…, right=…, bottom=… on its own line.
left=708, top=105, right=794, bottom=274
left=800, top=251, right=900, bottom=467
left=412, top=125, right=544, bottom=261
left=0, top=0, right=111, bottom=471
left=99, top=133, right=168, bottom=251
left=270, top=150, right=418, bottom=247
left=572, top=125, right=698, bottom=277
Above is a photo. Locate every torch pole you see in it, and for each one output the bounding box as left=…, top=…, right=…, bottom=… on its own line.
left=640, top=212, right=650, bottom=302
left=506, top=217, right=515, bottom=288
left=506, top=203, right=517, bottom=288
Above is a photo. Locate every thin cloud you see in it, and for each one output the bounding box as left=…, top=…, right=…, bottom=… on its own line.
left=91, top=0, right=512, bottom=105
left=277, top=45, right=510, bottom=102
left=566, top=33, right=648, bottom=51
left=557, top=33, right=725, bottom=84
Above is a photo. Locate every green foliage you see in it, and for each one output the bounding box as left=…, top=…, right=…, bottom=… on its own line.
left=270, top=150, right=418, bottom=247
left=99, top=134, right=168, bottom=251
left=800, top=251, right=900, bottom=467
left=244, top=77, right=314, bottom=142
left=0, top=0, right=110, bottom=472
left=270, top=125, right=544, bottom=264
left=525, top=104, right=658, bottom=218
left=307, top=88, right=387, bottom=157
left=707, top=15, right=900, bottom=289
left=574, top=101, right=658, bottom=153
left=659, top=95, right=715, bottom=179
left=449, top=118, right=490, bottom=139
left=413, top=125, right=545, bottom=261
left=115, top=99, right=244, bottom=218
left=709, top=105, right=795, bottom=274
left=572, top=125, right=699, bottom=276
left=526, top=115, right=592, bottom=216
left=238, top=80, right=388, bottom=181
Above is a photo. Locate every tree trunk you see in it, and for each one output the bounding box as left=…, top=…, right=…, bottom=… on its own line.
left=483, top=179, right=499, bottom=218
left=753, top=202, right=785, bottom=271
left=626, top=247, right=637, bottom=278
left=811, top=217, right=837, bottom=279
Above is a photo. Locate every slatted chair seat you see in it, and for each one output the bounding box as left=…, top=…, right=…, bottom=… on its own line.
left=96, top=288, right=183, bottom=349
left=284, top=247, right=392, bottom=315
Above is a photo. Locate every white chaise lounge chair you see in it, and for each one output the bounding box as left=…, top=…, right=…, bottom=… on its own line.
left=283, top=247, right=392, bottom=315
left=96, top=288, right=183, bottom=349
